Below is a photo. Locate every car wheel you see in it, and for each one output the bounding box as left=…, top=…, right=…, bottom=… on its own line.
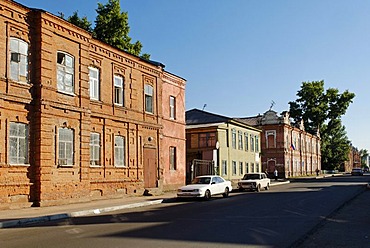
left=256, top=184, right=261, bottom=192
left=204, top=190, right=211, bottom=200
left=239, top=188, right=244, bottom=192
left=265, top=183, right=270, bottom=190
left=222, top=187, right=229, bottom=198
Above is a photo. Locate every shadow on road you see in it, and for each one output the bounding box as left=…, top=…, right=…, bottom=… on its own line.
left=8, top=176, right=369, bottom=247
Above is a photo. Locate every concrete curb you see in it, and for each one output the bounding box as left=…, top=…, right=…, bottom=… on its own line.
left=70, top=199, right=165, bottom=217
left=0, top=198, right=169, bottom=229
left=0, top=213, right=70, bottom=228
left=270, top=180, right=290, bottom=187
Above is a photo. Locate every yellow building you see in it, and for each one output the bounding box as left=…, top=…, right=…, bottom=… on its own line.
left=186, top=109, right=261, bottom=187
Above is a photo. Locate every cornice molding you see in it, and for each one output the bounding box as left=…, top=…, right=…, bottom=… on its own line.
left=163, top=73, right=186, bottom=88
left=0, top=2, right=28, bottom=24
left=42, top=18, right=90, bottom=43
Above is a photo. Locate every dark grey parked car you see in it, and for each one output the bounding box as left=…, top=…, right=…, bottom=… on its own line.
left=351, top=168, right=363, bottom=176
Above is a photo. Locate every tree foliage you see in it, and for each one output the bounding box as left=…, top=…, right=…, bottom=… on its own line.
left=320, top=119, right=351, bottom=170
left=289, top=80, right=355, bottom=170
left=94, top=0, right=144, bottom=57
left=65, top=0, right=149, bottom=58
left=67, top=11, right=93, bottom=33
left=359, top=149, right=369, bottom=168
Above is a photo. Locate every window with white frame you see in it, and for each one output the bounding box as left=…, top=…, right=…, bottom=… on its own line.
left=170, top=96, right=176, bottom=119
left=250, top=134, right=255, bottom=152
left=244, top=132, right=249, bottom=151
left=222, top=160, right=227, bottom=176
left=317, top=142, right=320, bottom=154
left=232, top=161, right=237, bottom=175
left=255, top=136, right=259, bottom=152
left=294, top=137, right=297, bottom=150
left=170, top=146, right=176, bottom=170
left=57, top=52, right=74, bottom=93
left=114, top=75, right=124, bottom=105
left=231, top=129, right=236, bottom=149
left=251, top=162, right=255, bottom=173
left=145, top=84, right=153, bottom=113
left=312, top=141, right=315, bottom=154
left=9, top=122, right=29, bottom=165
left=238, top=131, right=243, bottom=150
left=90, top=133, right=100, bottom=166
left=89, top=67, right=100, bottom=100
left=114, top=135, right=125, bottom=167
left=245, top=162, right=249, bottom=173
left=10, top=38, right=28, bottom=83
left=239, top=162, right=243, bottom=175
left=58, top=128, right=74, bottom=166
left=286, top=135, right=289, bottom=149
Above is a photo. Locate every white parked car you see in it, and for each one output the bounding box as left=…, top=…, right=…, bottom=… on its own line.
left=177, top=175, right=232, bottom=200
left=238, top=173, right=270, bottom=192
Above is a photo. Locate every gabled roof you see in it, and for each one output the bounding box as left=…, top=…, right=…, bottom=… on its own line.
left=234, top=116, right=261, bottom=126
left=186, top=109, right=261, bottom=132
left=186, top=109, right=231, bottom=125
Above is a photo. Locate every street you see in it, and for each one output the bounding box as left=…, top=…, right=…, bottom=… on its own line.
left=1, top=176, right=369, bottom=248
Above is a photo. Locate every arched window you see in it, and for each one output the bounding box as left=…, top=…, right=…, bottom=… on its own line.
left=9, top=38, right=28, bottom=83
left=57, top=51, right=74, bottom=93
left=114, top=75, right=124, bottom=106
left=89, top=67, right=100, bottom=100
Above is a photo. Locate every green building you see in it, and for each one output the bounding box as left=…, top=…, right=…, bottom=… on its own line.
left=186, top=109, right=261, bottom=187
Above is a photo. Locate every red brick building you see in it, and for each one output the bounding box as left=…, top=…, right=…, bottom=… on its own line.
left=236, top=110, right=321, bottom=178
left=0, top=0, right=186, bottom=209
left=343, top=146, right=361, bottom=172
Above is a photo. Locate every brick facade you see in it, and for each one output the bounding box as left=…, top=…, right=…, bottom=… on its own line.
left=0, top=0, right=186, bottom=209
left=237, top=110, right=321, bottom=178
left=161, top=72, right=186, bottom=190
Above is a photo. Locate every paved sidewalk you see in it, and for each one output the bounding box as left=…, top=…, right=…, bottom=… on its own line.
left=0, top=180, right=290, bottom=228
left=295, top=187, right=370, bottom=248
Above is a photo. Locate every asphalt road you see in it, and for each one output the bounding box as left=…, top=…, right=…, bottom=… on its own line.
left=1, top=176, right=369, bottom=248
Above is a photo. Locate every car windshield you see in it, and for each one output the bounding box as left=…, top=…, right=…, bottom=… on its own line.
left=242, top=174, right=260, bottom=180
left=192, top=177, right=211, bottom=184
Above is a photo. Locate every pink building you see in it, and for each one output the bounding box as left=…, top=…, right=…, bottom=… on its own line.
left=236, top=110, right=321, bottom=178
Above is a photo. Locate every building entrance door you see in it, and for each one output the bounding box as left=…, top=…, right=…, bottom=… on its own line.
left=267, top=160, right=276, bottom=174
left=143, top=148, right=157, bottom=188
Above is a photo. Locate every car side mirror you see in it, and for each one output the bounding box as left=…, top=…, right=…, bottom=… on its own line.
left=211, top=182, right=216, bottom=185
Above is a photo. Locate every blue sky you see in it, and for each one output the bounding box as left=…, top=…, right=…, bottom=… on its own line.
left=16, top=0, right=370, bottom=151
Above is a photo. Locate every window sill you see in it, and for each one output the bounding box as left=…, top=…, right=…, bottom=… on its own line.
left=90, top=98, right=102, bottom=103
left=114, top=103, right=125, bottom=107
left=90, top=165, right=101, bottom=168
left=57, top=164, right=74, bottom=168
left=9, top=164, right=30, bottom=167
left=8, top=79, right=30, bottom=86
left=58, top=90, right=76, bottom=97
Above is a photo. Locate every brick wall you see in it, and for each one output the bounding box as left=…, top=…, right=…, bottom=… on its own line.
left=0, top=1, right=186, bottom=209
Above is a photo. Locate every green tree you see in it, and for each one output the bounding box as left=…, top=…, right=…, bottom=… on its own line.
left=320, top=119, right=351, bottom=170
left=65, top=0, right=150, bottom=58
left=289, top=80, right=355, bottom=170
left=359, top=149, right=369, bottom=168
left=94, top=0, right=145, bottom=57
left=67, top=11, right=93, bottom=33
